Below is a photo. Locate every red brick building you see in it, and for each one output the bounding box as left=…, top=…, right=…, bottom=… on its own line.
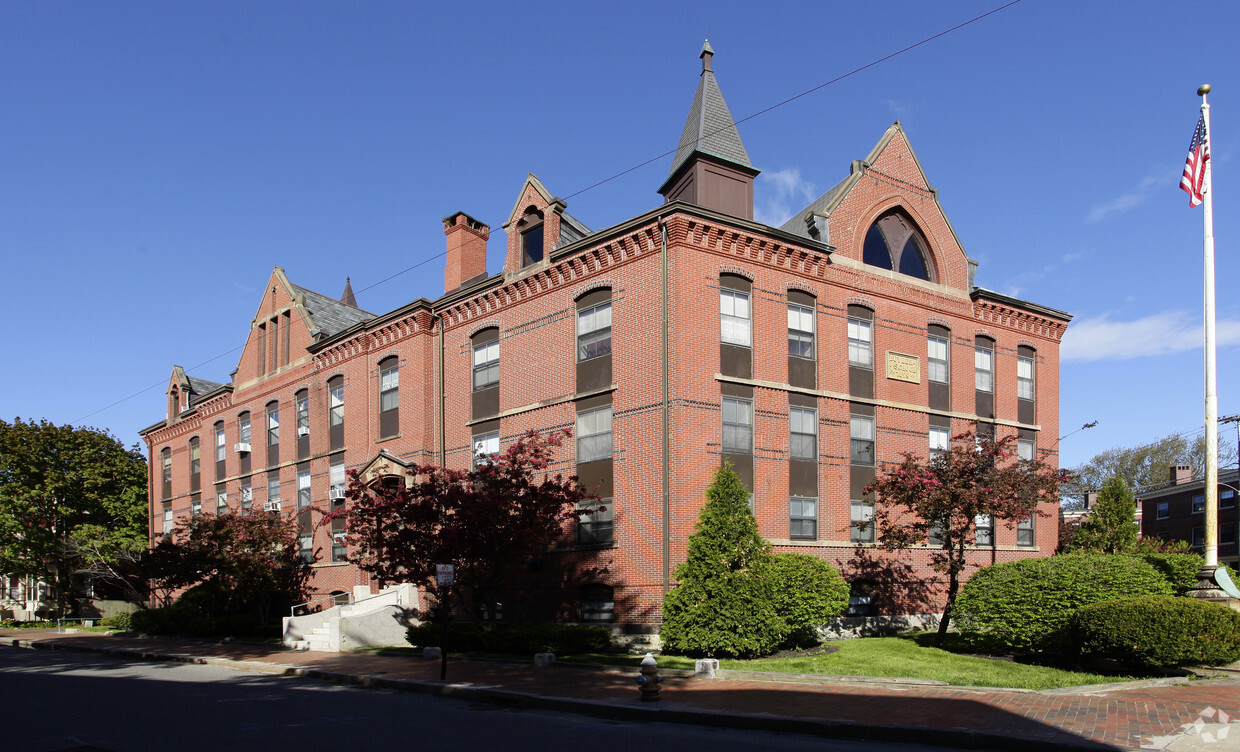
left=140, top=43, right=1070, bottom=626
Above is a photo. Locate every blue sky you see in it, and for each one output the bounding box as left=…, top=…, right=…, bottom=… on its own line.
left=2, top=0, right=1237, bottom=473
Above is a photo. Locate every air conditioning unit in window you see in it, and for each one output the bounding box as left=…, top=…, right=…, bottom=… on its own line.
left=297, top=427, right=310, bottom=437
left=234, top=442, right=251, bottom=453
left=329, top=489, right=346, bottom=501
left=264, top=501, right=281, bottom=512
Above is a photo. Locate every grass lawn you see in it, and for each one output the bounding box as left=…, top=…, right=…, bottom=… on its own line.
left=558, top=634, right=1147, bottom=690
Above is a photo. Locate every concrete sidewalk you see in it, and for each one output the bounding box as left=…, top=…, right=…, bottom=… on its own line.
left=3, top=630, right=1239, bottom=751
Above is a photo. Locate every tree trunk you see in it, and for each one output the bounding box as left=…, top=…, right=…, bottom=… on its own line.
left=933, top=544, right=965, bottom=647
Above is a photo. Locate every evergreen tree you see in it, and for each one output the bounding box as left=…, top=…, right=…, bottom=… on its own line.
left=660, top=463, right=785, bottom=657
left=1066, top=475, right=1139, bottom=554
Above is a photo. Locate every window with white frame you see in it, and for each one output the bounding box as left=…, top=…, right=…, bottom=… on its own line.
left=722, top=397, right=753, bottom=453
left=577, top=301, right=612, bottom=361
left=216, top=489, right=227, bottom=514
left=1156, top=501, right=1170, bottom=519
left=928, top=334, right=949, bottom=383
left=576, top=407, right=613, bottom=463
left=162, top=503, right=173, bottom=534
left=240, top=480, right=253, bottom=510
left=190, top=494, right=201, bottom=516
left=850, top=502, right=875, bottom=543
left=298, top=470, right=311, bottom=509
left=789, top=406, right=817, bottom=461
left=1017, top=516, right=1035, bottom=546
left=473, top=431, right=499, bottom=467
left=975, top=514, right=994, bottom=546
left=848, top=317, right=873, bottom=368
left=216, top=424, right=226, bottom=462
left=850, top=415, right=875, bottom=466
left=1017, top=436, right=1035, bottom=462
left=720, top=288, right=752, bottom=347
left=329, top=462, right=346, bottom=498
left=1223, top=488, right=1237, bottom=508
left=1017, top=354, right=1035, bottom=400
left=473, top=340, right=499, bottom=390
left=380, top=361, right=399, bottom=413
left=267, top=404, right=279, bottom=446
left=577, top=498, right=613, bottom=545
left=930, top=426, right=949, bottom=459
left=329, top=381, right=344, bottom=427
left=579, top=584, right=615, bottom=622
left=788, top=303, right=814, bottom=359
left=239, top=413, right=251, bottom=445
left=790, top=497, right=817, bottom=540
left=975, top=343, right=994, bottom=393
left=267, top=478, right=281, bottom=511
left=296, top=392, right=309, bottom=435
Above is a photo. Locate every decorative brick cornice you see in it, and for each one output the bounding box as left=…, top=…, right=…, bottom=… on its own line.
left=973, top=298, right=1068, bottom=341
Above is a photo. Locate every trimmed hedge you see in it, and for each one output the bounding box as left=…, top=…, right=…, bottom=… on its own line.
left=405, top=623, right=615, bottom=655
left=1139, top=553, right=1204, bottom=595
left=766, top=553, right=850, bottom=649
left=100, top=612, right=134, bottom=631
left=130, top=607, right=279, bottom=640
left=953, top=554, right=1174, bottom=651
left=1070, top=595, right=1240, bottom=668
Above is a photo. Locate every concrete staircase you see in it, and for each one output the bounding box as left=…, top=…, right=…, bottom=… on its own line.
left=284, top=584, right=419, bottom=652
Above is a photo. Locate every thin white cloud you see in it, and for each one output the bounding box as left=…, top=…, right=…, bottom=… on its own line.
left=1062, top=310, right=1240, bottom=362
left=885, top=99, right=910, bottom=121
left=1086, top=175, right=1159, bottom=223
left=754, top=168, right=816, bottom=227
left=997, top=250, right=1082, bottom=298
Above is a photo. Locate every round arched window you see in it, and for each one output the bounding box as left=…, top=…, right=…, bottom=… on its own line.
left=862, top=210, right=933, bottom=281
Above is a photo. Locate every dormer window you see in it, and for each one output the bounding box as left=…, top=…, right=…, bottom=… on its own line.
left=519, top=208, right=545, bottom=266
left=862, top=210, right=932, bottom=281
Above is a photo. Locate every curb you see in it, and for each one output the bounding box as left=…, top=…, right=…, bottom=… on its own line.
left=2, top=636, right=1125, bottom=752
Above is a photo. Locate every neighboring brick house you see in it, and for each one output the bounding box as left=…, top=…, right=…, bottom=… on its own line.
left=1140, top=466, right=1240, bottom=566
left=139, top=43, right=1070, bottom=625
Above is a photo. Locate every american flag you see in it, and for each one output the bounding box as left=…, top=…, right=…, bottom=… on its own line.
left=1181, top=113, right=1210, bottom=207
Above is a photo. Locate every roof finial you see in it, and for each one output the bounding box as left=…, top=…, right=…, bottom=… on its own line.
left=341, top=276, right=357, bottom=308
left=700, top=38, right=714, bottom=74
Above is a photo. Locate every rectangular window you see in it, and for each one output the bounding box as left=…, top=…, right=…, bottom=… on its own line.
left=190, top=494, right=201, bottom=517
left=790, top=497, right=817, bottom=540
left=1223, top=489, right=1237, bottom=508
left=267, top=478, right=281, bottom=511
left=577, top=498, right=613, bottom=545
left=848, top=317, right=873, bottom=368
left=239, top=414, right=252, bottom=445
left=267, top=406, right=279, bottom=446
left=722, top=397, right=753, bottom=453
left=975, top=346, right=994, bottom=393
left=1193, top=526, right=1205, bottom=548
left=216, top=489, right=227, bottom=514
left=190, top=442, right=200, bottom=477
left=927, top=335, right=949, bottom=383
left=472, top=432, right=499, bottom=467
left=1017, top=437, right=1035, bottom=462
left=162, top=451, right=172, bottom=483
left=298, top=470, right=312, bottom=510
left=720, top=289, right=751, bottom=347
left=787, top=303, right=814, bottom=359
left=929, top=426, right=949, bottom=459
left=1156, top=501, right=1170, bottom=519
left=576, top=407, right=613, bottom=463
left=1193, top=494, right=1205, bottom=514
left=380, top=364, right=399, bottom=413
left=331, top=498, right=348, bottom=562
left=1017, top=355, right=1035, bottom=400
left=1223, top=524, right=1237, bottom=546
left=975, top=514, right=994, bottom=546
left=850, top=501, right=875, bottom=543
left=927, top=518, right=945, bottom=546
left=1017, top=516, right=1035, bottom=546
left=577, top=301, right=612, bottom=361
left=850, top=415, right=875, bottom=466
left=473, top=340, right=500, bottom=390
left=329, top=462, right=346, bottom=498
left=296, top=393, right=310, bottom=435
left=240, top=481, right=253, bottom=511
left=329, top=383, right=344, bottom=427
left=789, top=406, right=817, bottom=461
left=162, top=503, right=173, bottom=534
left=216, top=425, right=226, bottom=462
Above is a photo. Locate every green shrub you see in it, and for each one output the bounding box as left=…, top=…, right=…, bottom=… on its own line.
left=130, top=607, right=277, bottom=640
left=766, top=553, right=850, bottom=648
left=953, top=554, right=1173, bottom=652
left=100, top=612, right=134, bottom=631
left=1070, top=596, right=1240, bottom=668
left=405, top=623, right=614, bottom=654
left=1139, top=553, right=1203, bottom=594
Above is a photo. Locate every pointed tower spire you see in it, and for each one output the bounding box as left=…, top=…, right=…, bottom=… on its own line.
left=659, top=40, right=759, bottom=219
left=340, top=276, right=357, bottom=308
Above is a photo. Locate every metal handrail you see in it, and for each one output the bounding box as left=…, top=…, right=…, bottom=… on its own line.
left=290, top=593, right=350, bottom=618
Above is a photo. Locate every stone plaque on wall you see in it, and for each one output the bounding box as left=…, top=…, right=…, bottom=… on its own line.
left=886, top=351, right=920, bottom=383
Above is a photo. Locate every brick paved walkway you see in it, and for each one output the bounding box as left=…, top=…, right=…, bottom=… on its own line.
left=4, top=630, right=1239, bottom=751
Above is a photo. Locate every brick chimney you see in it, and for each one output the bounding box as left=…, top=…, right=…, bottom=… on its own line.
left=443, top=212, right=489, bottom=293
left=1170, top=465, right=1192, bottom=485
left=1084, top=491, right=1098, bottom=509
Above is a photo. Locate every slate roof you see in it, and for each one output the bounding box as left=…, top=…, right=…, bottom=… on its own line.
left=556, top=211, right=592, bottom=249
left=186, top=375, right=225, bottom=398
left=778, top=176, right=851, bottom=240
left=292, top=284, right=376, bottom=338
left=666, top=41, right=753, bottom=179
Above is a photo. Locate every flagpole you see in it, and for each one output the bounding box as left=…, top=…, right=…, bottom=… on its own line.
left=1200, top=83, right=1221, bottom=577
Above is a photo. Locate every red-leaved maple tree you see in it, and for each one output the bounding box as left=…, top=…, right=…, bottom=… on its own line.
left=864, top=431, right=1066, bottom=645
left=337, top=429, right=594, bottom=628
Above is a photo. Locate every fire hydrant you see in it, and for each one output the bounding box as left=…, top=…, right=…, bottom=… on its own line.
left=635, top=652, right=662, bottom=701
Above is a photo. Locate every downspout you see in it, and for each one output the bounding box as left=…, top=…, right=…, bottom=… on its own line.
left=436, top=314, right=446, bottom=466
left=660, top=217, right=671, bottom=595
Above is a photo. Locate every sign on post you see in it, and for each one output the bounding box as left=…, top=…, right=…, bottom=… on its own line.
left=436, top=564, right=455, bottom=587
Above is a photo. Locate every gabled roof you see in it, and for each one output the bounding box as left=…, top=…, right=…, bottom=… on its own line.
left=291, top=283, right=375, bottom=339
left=186, top=375, right=225, bottom=398
left=665, top=40, right=753, bottom=180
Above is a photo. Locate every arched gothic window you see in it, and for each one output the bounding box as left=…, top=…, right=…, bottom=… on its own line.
left=862, top=210, right=933, bottom=281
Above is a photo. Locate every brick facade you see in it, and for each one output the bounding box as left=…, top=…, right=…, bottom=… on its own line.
left=141, top=48, right=1069, bottom=625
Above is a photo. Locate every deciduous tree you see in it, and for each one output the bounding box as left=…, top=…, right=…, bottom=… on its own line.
left=0, top=418, right=148, bottom=617
left=1065, top=432, right=1237, bottom=507
left=864, top=432, right=1065, bottom=646
left=337, top=429, right=592, bottom=629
